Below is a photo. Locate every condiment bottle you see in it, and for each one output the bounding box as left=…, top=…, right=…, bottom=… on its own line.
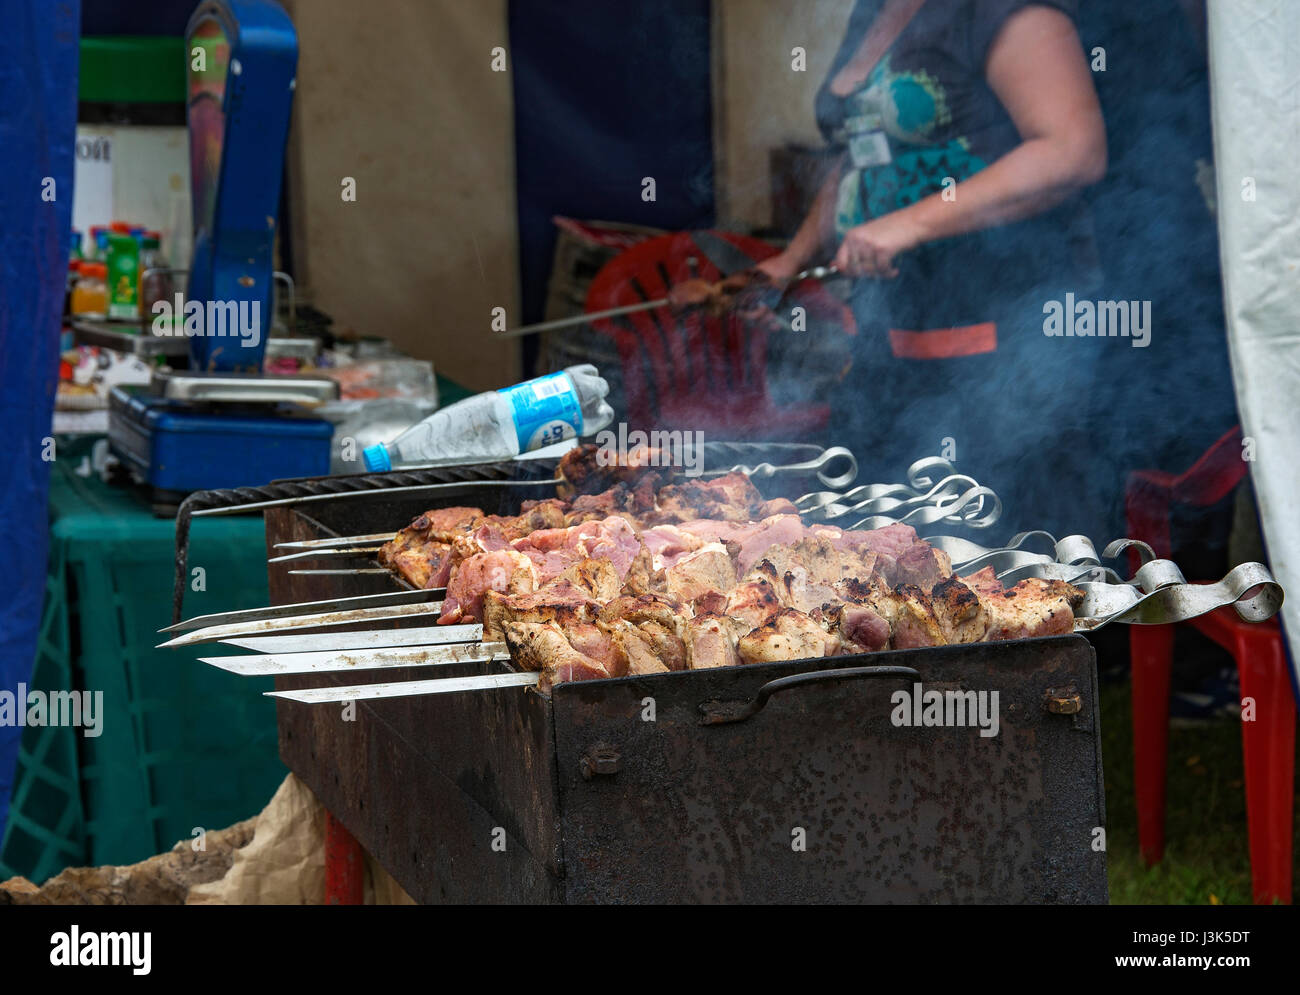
left=71, top=261, right=109, bottom=318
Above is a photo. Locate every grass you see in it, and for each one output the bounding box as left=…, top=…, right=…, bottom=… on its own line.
left=1099, top=678, right=1299, bottom=904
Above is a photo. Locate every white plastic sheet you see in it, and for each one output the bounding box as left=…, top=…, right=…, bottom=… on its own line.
left=1207, top=0, right=1300, bottom=694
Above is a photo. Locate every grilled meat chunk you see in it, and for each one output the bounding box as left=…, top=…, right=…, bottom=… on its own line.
left=600, top=619, right=673, bottom=676
left=552, top=556, right=622, bottom=602
left=667, top=269, right=779, bottom=322
left=377, top=506, right=484, bottom=589
left=663, top=542, right=737, bottom=603
left=737, top=608, right=832, bottom=664
left=975, top=573, right=1083, bottom=640
left=817, top=602, right=891, bottom=653
left=681, top=612, right=746, bottom=669
left=555, top=443, right=671, bottom=500
left=725, top=576, right=785, bottom=630
left=384, top=541, right=452, bottom=590
left=438, top=549, right=538, bottom=625
left=650, top=472, right=765, bottom=524
left=502, top=621, right=610, bottom=692
left=890, top=584, right=949, bottom=648
left=927, top=575, right=989, bottom=644
left=481, top=583, right=601, bottom=641
left=598, top=592, right=683, bottom=629
left=893, top=543, right=954, bottom=593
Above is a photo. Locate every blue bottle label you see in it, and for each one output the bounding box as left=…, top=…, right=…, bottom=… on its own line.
left=500, top=372, right=582, bottom=451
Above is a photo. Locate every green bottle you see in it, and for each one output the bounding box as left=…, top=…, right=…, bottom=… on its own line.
left=107, top=232, right=139, bottom=321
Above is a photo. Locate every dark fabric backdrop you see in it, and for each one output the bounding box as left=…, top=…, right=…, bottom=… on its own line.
left=0, top=0, right=80, bottom=836
left=508, top=0, right=715, bottom=371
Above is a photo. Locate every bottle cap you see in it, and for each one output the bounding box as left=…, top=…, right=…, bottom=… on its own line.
left=362, top=444, right=391, bottom=473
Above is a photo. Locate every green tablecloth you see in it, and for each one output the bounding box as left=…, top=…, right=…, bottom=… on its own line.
left=0, top=438, right=285, bottom=882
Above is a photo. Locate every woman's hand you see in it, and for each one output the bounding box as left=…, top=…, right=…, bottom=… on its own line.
left=754, top=252, right=803, bottom=284
left=832, top=211, right=925, bottom=279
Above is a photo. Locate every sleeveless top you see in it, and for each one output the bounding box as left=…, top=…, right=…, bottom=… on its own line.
left=815, top=0, right=1100, bottom=334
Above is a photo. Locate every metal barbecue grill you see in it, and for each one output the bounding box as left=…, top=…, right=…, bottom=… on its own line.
left=163, top=444, right=1283, bottom=904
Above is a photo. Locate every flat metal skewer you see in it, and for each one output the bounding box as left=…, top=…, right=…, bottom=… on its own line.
left=217, top=623, right=483, bottom=654
left=157, top=603, right=475, bottom=648
left=274, top=532, right=397, bottom=550
left=268, top=546, right=384, bottom=564
left=267, top=670, right=540, bottom=703
left=203, top=641, right=509, bottom=676
left=288, top=568, right=393, bottom=576
left=160, top=586, right=439, bottom=633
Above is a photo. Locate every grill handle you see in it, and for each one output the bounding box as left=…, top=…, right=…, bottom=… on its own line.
left=698, top=665, right=921, bottom=725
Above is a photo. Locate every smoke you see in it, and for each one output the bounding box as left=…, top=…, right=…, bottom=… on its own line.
left=750, top=0, right=1235, bottom=549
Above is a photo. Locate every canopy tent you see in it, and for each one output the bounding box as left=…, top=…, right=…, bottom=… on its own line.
left=1209, top=0, right=1300, bottom=698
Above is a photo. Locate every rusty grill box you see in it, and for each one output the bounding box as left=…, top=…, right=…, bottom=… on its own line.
left=266, top=467, right=1108, bottom=904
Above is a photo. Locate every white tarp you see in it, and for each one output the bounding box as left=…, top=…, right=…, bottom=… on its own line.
left=1207, top=1, right=1300, bottom=696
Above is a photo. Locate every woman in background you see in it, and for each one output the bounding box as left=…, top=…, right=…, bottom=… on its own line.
left=760, top=0, right=1109, bottom=538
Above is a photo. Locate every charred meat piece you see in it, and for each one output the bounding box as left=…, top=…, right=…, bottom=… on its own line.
left=650, top=472, right=765, bottom=524
left=564, top=484, right=643, bottom=525
left=838, top=580, right=943, bottom=650
left=555, top=443, right=672, bottom=500
left=502, top=621, right=610, bottom=692
left=725, top=576, right=785, bottom=630
left=599, top=619, right=673, bottom=676
left=927, top=575, right=989, bottom=644
left=551, top=556, right=622, bottom=602
left=598, top=592, right=683, bottom=629
left=621, top=543, right=666, bottom=597
left=737, top=607, right=832, bottom=664
left=384, top=541, right=453, bottom=590
left=481, top=583, right=601, bottom=641
left=377, top=506, right=484, bottom=589
left=634, top=620, right=688, bottom=672
left=749, top=536, right=842, bottom=587
left=968, top=567, right=1084, bottom=640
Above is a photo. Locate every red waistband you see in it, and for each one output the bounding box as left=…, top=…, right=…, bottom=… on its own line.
left=889, top=322, right=997, bottom=360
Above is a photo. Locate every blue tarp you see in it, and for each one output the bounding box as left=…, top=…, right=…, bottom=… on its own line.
left=0, top=0, right=80, bottom=836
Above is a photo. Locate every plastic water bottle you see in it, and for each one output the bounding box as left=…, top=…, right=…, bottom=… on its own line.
left=362, top=365, right=615, bottom=471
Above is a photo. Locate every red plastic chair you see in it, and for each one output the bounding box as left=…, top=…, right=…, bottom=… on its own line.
left=1127, top=424, right=1295, bottom=904
left=584, top=231, right=855, bottom=440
